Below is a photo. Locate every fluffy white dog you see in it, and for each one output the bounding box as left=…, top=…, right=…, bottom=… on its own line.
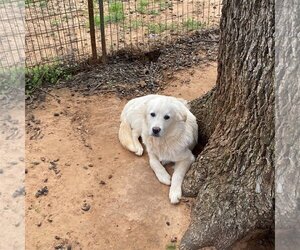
left=119, top=94, right=198, bottom=204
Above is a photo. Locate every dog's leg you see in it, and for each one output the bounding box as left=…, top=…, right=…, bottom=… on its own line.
left=132, top=130, right=143, bottom=156
left=169, top=153, right=195, bottom=204
left=149, top=153, right=171, bottom=185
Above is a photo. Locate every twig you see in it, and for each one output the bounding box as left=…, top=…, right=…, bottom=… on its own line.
left=90, top=82, right=103, bottom=92
left=36, top=87, right=61, bottom=103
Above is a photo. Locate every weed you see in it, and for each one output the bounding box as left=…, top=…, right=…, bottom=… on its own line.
left=25, top=0, right=47, bottom=7
left=105, top=1, right=125, bottom=23
left=148, top=9, right=160, bottom=15
left=93, top=1, right=125, bottom=26
left=50, top=19, right=60, bottom=27
left=137, top=0, right=149, bottom=14
left=25, top=64, right=72, bottom=95
left=183, top=18, right=205, bottom=31
left=94, top=15, right=101, bottom=27
left=166, top=243, right=177, bottom=250
left=159, top=0, right=172, bottom=11
left=127, top=20, right=143, bottom=30
left=148, top=23, right=169, bottom=34
left=0, top=67, right=24, bottom=94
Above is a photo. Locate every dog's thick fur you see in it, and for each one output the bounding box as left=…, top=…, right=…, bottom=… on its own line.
left=119, top=94, right=198, bottom=204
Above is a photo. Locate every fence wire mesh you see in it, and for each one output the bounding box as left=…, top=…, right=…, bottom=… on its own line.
left=25, top=0, right=222, bottom=67
left=1, top=0, right=25, bottom=70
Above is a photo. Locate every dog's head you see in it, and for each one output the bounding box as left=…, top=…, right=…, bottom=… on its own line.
left=145, top=98, right=187, bottom=138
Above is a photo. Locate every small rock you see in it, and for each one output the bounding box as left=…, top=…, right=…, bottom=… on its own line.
left=54, top=236, right=61, bottom=240
left=37, top=222, right=42, bottom=227
left=25, top=169, right=28, bottom=174
left=12, top=187, right=25, bottom=198
left=40, top=157, right=46, bottom=162
left=81, top=202, right=91, bottom=211
left=108, top=174, right=113, bottom=179
left=54, top=113, right=60, bottom=117
left=88, top=164, right=93, bottom=168
left=0, top=169, right=3, bottom=174
left=100, top=180, right=106, bottom=185
left=171, top=236, right=177, bottom=242
left=35, top=186, right=48, bottom=198
left=166, top=221, right=170, bottom=226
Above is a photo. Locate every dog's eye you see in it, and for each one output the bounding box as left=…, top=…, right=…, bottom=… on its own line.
left=150, top=113, right=156, bottom=117
left=164, top=115, right=170, bottom=120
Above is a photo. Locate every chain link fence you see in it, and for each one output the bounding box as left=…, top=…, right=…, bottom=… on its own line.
left=25, top=0, right=222, bottom=67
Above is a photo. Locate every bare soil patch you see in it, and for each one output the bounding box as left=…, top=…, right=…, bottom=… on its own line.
left=25, top=63, right=216, bottom=250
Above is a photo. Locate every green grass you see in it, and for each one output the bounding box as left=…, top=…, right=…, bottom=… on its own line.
left=0, top=67, right=24, bottom=95
left=25, top=0, right=47, bottom=7
left=148, top=9, right=160, bottom=15
left=158, top=0, right=173, bottom=11
left=137, top=0, right=149, bottom=14
left=94, top=1, right=125, bottom=25
left=50, top=19, right=60, bottom=27
left=166, top=243, right=177, bottom=250
left=126, top=20, right=143, bottom=30
left=26, top=64, right=72, bottom=95
left=105, top=1, right=125, bottom=23
left=183, top=18, right=206, bottom=31
left=148, top=23, right=169, bottom=34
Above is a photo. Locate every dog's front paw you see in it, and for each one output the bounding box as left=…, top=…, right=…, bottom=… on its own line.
left=135, top=144, right=143, bottom=156
left=169, top=187, right=182, bottom=204
left=156, top=172, right=171, bottom=186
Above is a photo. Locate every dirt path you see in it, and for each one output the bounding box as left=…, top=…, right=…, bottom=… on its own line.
left=25, top=63, right=217, bottom=250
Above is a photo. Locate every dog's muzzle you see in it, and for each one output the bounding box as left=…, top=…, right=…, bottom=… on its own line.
left=152, top=127, right=161, bottom=137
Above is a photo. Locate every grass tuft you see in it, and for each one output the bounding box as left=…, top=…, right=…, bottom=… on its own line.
left=137, top=0, right=149, bottom=14
left=25, top=64, right=72, bottom=95
left=166, top=243, right=177, bottom=250
left=183, top=18, right=206, bottom=31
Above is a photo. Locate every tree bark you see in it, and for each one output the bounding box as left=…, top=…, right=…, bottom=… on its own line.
left=180, top=0, right=275, bottom=249
left=275, top=0, right=300, bottom=249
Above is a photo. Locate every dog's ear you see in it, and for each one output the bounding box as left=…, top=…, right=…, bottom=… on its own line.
left=175, top=103, right=187, bottom=122
left=176, top=97, right=191, bottom=110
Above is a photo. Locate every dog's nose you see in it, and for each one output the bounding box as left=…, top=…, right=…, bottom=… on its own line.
left=152, top=127, right=161, bottom=135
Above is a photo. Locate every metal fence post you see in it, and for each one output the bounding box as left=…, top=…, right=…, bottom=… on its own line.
left=87, top=0, right=98, bottom=62
left=98, top=0, right=107, bottom=63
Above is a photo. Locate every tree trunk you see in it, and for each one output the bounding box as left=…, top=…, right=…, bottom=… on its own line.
left=180, top=0, right=275, bottom=249
left=275, top=0, right=300, bottom=249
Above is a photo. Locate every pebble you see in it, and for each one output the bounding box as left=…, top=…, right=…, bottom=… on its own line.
left=12, top=187, right=25, bottom=198
left=35, top=186, right=48, bottom=198
left=171, top=236, right=177, bottom=242
left=81, top=202, right=91, bottom=211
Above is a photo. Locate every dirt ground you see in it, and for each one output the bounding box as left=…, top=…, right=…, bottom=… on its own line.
left=25, top=62, right=217, bottom=250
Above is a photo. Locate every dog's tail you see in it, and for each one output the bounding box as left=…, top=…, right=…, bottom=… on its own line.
left=118, top=120, right=136, bottom=153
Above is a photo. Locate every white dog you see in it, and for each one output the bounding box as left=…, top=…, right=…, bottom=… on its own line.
left=119, top=94, right=198, bottom=204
